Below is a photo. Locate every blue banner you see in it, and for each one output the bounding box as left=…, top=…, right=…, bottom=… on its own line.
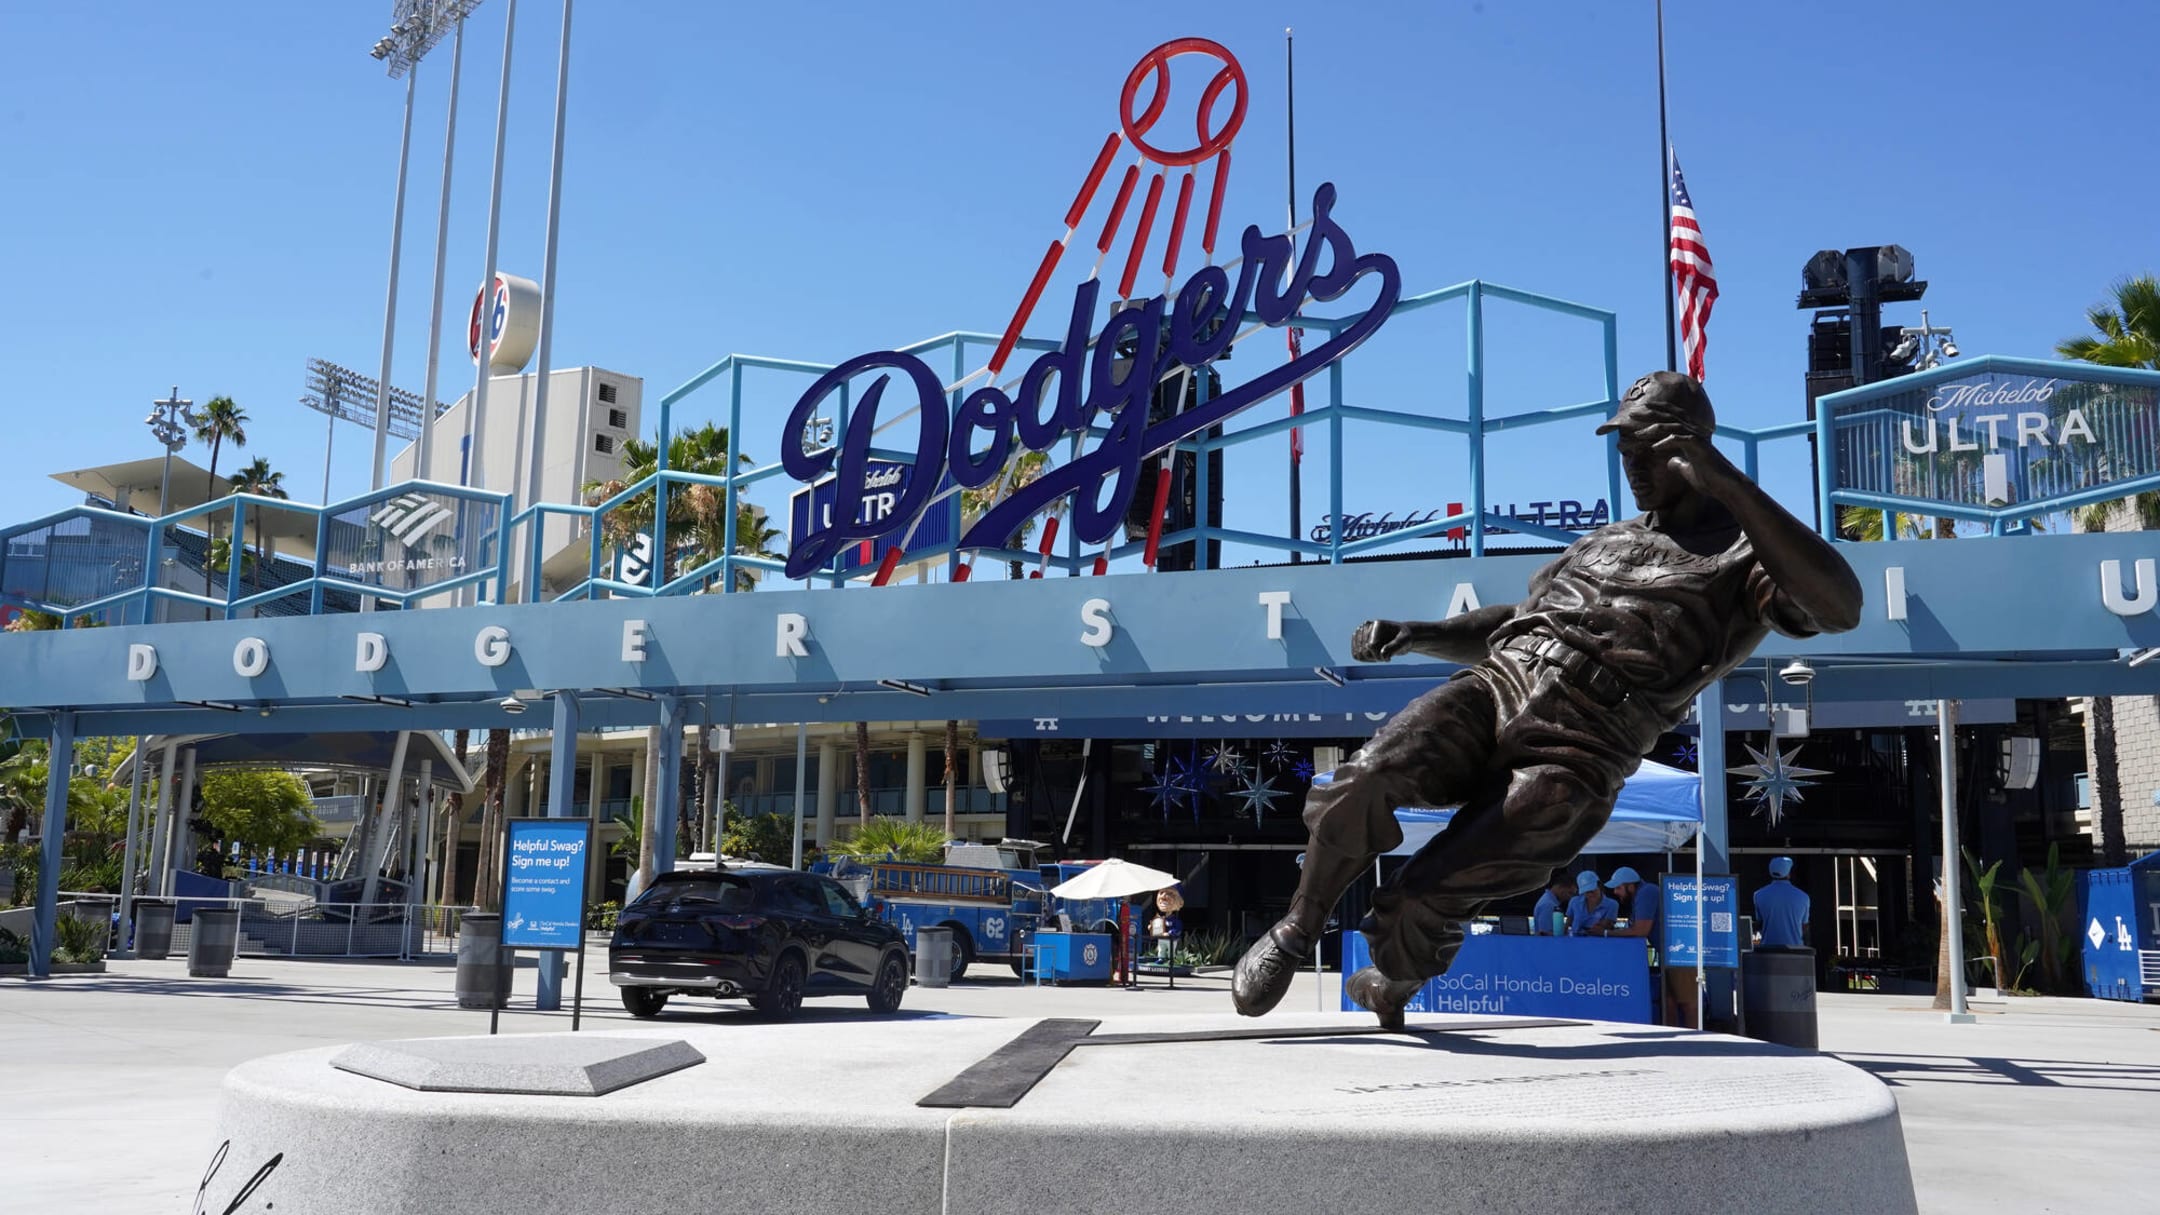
left=1342, top=931, right=1652, bottom=1023
left=502, top=818, right=592, bottom=951
left=1660, top=874, right=1740, bottom=968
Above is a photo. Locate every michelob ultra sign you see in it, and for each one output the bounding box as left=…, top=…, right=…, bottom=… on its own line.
left=1823, top=356, right=2160, bottom=512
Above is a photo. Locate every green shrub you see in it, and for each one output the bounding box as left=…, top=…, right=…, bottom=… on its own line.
left=53, top=913, right=106, bottom=964
left=826, top=819, right=945, bottom=863
left=586, top=900, right=620, bottom=931
left=0, top=927, right=27, bottom=964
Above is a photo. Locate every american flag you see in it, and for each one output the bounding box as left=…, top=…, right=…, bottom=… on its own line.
left=1669, top=152, right=1718, bottom=382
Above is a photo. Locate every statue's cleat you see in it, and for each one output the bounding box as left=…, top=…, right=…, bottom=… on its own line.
left=1231, top=924, right=1313, bottom=1017
left=1346, top=966, right=1425, bottom=1033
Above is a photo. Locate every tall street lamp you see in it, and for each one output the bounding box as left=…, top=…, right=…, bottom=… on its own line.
left=145, top=386, right=200, bottom=516
left=370, top=1, right=483, bottom=493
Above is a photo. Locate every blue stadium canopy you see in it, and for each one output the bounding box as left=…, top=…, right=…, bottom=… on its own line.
left=1381, top=760, right=1702, bottom=857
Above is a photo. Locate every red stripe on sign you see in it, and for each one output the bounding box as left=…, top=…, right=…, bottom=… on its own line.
left=1118, top=172, right=1167, bottom=299
left=1141, top=461, right=1174, bottom=567
left=1096, top=164, right=1140, bottom=254
left=871, top=547, right=903, bottom=586
left=1066, top=132, right=1123, bottom=229
left=1160, top=170, right=1195, bottom=277
left=1201, top=149, right=1231, bottom=254
left=990, top=239, right=1067, bottom=375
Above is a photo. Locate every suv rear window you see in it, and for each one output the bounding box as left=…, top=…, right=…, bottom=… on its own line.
left=630, top=873, right=755, bottom=913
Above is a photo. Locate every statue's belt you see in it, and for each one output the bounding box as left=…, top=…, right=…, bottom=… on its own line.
left=1496, top=635, right=1634, bottom=705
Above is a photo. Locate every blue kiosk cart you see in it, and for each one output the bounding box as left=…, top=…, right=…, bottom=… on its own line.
left=1340, top=761, right=1702, bottom=1024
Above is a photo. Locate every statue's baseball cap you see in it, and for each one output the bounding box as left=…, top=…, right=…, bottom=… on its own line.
left=1596, top=371, right=1716, bottom=438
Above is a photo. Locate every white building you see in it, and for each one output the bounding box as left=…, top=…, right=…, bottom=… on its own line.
left=389, top=366, right=642, bottom=601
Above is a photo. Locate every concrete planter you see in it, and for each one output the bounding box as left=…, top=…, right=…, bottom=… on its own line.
left=0, top=963, right=25, bottom=977
left=52, top=961, right=106, bottom=975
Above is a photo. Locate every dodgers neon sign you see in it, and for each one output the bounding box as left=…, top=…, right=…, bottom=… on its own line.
left=777, top=39, right=1400, bottom=579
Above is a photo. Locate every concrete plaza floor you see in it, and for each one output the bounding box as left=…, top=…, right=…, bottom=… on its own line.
left=2, top=952, right=2153, bottom=1212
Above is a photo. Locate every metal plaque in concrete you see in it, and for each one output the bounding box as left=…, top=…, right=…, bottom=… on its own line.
left=331, top=1034, right=704, bottom=1096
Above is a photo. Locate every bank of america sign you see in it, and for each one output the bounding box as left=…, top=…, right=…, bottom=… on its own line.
left=327, top=490, right=498, bottom=590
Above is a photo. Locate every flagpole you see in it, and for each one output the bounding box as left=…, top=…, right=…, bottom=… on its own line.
left=1285, top=26, right=1303, bottom=563
left=1657, top=0, right=1677, bottom=373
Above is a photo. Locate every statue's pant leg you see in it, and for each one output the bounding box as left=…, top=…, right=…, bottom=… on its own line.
left=1364, top=762, right=1619, bottom=982
left=1282, top=678, right=1498, bottom=940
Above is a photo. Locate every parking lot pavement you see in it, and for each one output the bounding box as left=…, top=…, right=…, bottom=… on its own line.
left=3, top=955, right=2154, bottom=1212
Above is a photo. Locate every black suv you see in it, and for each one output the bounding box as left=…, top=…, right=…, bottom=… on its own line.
left=608, top=867, right=909, bottom=1021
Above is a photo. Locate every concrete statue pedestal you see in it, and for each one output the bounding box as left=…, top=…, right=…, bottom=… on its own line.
left=205, top=1012, right=1916, bottom=1214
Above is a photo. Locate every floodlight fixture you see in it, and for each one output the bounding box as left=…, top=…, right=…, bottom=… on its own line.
left=377, top=0, right=484, bottom=78
left=302, top=358, right=447, bottom=442
left=1939, top=338, right=1959, bottom=358
left=877, top=678, right=935, bottom=698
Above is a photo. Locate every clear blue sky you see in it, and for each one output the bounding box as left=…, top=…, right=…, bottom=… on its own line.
left=4, top=1, right=2152, bottom=567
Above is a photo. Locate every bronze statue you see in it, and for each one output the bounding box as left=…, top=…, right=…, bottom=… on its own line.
left=1232, top=372, right=1862, bottom=1029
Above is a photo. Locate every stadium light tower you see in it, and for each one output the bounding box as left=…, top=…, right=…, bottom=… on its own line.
left=370, top=1, right=483, bottom=494
left=145, top=387, right=200, bottom=515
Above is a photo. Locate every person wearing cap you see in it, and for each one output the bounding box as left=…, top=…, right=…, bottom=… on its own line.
left=1234, top=371, right=1863, bottom=1030
left=1567, top=870, right=1617, bottom=937
left=1753, top=857, right=1811, bottom=949
left=1531, top=870, right=1577, bottom=935
left=1605, top=867, right=1662, bottom=938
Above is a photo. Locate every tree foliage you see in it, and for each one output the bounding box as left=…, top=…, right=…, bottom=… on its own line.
left=718, top=809, right=796, bottom=866
left=2058, top=274, right=2160, bottom=532
left=198, top=768, right=321, bottom=855
left=826, top=817, right=945, bottom=863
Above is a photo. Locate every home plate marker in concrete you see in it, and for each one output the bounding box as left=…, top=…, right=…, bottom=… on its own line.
left=208, top=1013, right=1916, bottom=1215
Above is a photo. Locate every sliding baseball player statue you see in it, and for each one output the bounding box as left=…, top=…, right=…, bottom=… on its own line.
left=1232, top=372, right=1863, bottom=1029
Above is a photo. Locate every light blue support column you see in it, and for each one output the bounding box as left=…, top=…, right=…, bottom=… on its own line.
left=1694, top=681, right=1728, bottom=874
left=1466, top=282, right=1486, bottom=556
left=654, top=696, right=684, bottom=871
left=536, top=691, right=582, bottom=1011
left=29, top=712, right=76, bottom=978
left=1328, top=361, right=1345, bottom=565
left=223, top=500, right=247, bottom=618
left=1603, top=315, right=1623, bottom=513
left=1693, top=680, right=1735, bottom=1027
left=723, top=363, right=745, bottom=594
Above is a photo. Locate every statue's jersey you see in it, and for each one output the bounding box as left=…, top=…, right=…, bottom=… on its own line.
left=1487, top=515, right=1823, bottom=729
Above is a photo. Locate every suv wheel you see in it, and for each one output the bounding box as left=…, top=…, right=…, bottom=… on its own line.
left=620, top=987, right=668, bottom=1019
left=867, top=952, right=908, bottom=1014
left=751, top=953, right=806, bottom=1021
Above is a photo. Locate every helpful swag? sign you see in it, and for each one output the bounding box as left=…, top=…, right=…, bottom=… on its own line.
left=777, top=38, right=1400, bottom=580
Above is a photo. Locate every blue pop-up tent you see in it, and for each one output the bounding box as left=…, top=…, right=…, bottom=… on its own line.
left=1318, top=759, right=1702, bottom=857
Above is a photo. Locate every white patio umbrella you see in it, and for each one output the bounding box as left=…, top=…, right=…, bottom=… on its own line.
left=1048, top=857, right=1180, bottom=900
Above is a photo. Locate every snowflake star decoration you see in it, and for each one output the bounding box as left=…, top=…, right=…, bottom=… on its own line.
left=1205, top=742, right=1245, bottom=775
left=1232, top=771, right=1288, bottom=824
left=1728, top=742, right=1830, bottom=828
left=1262, top=740, right=1297, bottom=769
left=1671, top=739, right=1699, bottom=769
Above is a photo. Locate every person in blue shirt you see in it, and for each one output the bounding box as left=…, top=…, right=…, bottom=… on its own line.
left=1607, top=866, right=1687, bottom=1025
left=1531, top=871, right=1577, bottom=935
left=1753, top=857, right=1811, bottom=949
left=1567, top=870, right=1616, bottom=936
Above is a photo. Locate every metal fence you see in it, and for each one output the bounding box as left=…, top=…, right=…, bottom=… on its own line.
left=65, top=892, right=475, bottom=960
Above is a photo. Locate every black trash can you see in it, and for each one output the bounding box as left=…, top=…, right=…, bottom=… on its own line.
left=134, top=898, right=175, bottom=960
left=456, top=912, right=512, bottom=1009
left=1741, top=946, right=1818, bottom=1050
left=188, top=907, right=240, bottom=978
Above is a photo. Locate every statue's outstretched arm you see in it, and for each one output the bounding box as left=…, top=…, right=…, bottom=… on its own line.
left=1350, top=604, right=1517, bottom=665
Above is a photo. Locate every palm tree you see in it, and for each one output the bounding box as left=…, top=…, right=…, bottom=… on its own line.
left=960, top=449, right=1065, bottom=579
left=2057, top=273, right=2160, bottom=866
left=583, top=423, right=768, bottom=588
left=191, top=397, right=248, bottom=597
left=854, top=721, right=873, bottom=829
left=943, top=719, right=960, bottom=841
left=2059, top=274, right=2160, bottom=534
left=228, top=456, right=288, bottom=596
